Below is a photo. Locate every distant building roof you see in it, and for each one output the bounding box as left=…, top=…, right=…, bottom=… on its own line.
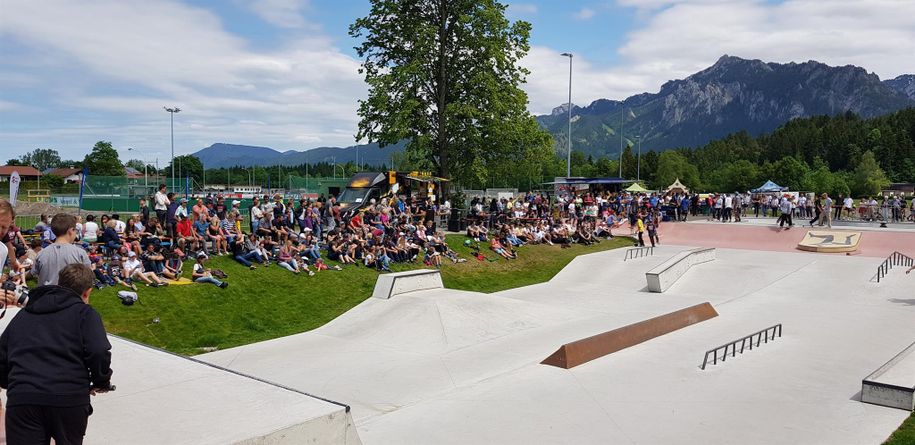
left=542, top=177, right=634, bottom=185
left=125, top=166, right=141, bottom=175
left=0, top=166, right=42, bottom=177
left=47, top=167, right=82, bottom=178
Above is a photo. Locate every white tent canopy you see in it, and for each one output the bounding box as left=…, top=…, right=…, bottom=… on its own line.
left=665, top=178, right=689, bottom=194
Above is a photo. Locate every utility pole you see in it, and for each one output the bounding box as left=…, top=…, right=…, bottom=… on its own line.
left=164, top=106, right=181, bottom=191
left=560, top=52, right=573, bottom=178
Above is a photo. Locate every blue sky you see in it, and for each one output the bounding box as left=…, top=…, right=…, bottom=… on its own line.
left=2, top=0, right=914, bottom=162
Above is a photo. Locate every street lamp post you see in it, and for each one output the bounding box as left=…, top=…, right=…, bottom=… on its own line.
left=164, top=106, right=181, bottom=192
left=636, top=135, right=641, bottom=182
left=619, top=108, right=624, bottom=178
left=560, top=52, right=573, bottom=178
left=127, top=147, right=147, bottom=193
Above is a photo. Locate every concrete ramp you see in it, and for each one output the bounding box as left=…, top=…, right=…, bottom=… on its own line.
left=862, top=341, right=915, bottom=411
left=646, top=248, right=716, bottom=292
left=372, top=269, right=443, bottom=299
left=0, top=310, right=362, bottom=445
left=797, top=230, right=862, bottom=253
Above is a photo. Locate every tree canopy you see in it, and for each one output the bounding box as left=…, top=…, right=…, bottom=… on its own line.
left=349, top=0, right=554, bottom=187
left=82, top=141, right=124, bottom=176
left=20, top=148, right=62, bottom=171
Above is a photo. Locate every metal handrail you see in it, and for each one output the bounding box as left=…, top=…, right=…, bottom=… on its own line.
left=875, top=251, right=914, bottom=283
left=701, top=324, right=782, bottom=370
left=624, top=246, right=654, bottom=261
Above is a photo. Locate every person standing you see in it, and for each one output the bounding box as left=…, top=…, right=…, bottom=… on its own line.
left=809, top=194, right=822, bottom=227
left=636, top=212, right=646, bottom=246
left=138, top=198, right=150, bottom=226
left=154, top=184, right=170, bottom=225
left=833, top=194, right=843, bottom=221
left=33, top=213, right=91, bottom=286
left=819, top=193, right=833, bottom=228
left=777, top=195, right=793, bottom=229
left=0, top=263, right=114, bottom=445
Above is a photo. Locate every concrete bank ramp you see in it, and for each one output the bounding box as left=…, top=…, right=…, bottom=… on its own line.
left=646, top=247, right=716, bottom=292
left=862, top=341, right=915, bottom=411
left=0, top=309, right=361, bottom=445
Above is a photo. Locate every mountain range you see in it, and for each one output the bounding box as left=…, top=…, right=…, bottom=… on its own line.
left=192, top=55, right=915, bottom=167
left=192, top=141, right=406, bottom=169
left=537, top=55, right=915, bottom=158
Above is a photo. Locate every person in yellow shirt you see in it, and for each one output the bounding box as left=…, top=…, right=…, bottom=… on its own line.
left=636, top=213, right=646, bottom=247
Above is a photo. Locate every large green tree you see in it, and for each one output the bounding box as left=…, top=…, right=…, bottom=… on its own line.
left=852, top=150, right=890, bottom=198
left=82, top=141, right=124, bottom=176
left=165, top=155, right=204, bottom=184
left=653, top=151, right=700, bottom=191
left=349, top=0, right=553, bottom=186
left=21, top=148, right=62, bottom=171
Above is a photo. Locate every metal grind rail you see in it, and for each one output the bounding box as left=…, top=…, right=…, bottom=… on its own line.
left=875, top=251, right=914, bottom=283
left=624, top=246, right=654, bottom=261
left=701, top=324, right=782, bottom=370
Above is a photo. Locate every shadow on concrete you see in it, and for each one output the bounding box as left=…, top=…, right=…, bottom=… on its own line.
left=849, top=390, right=862, bottom=402
left=888, top=298, right=915, bottom=306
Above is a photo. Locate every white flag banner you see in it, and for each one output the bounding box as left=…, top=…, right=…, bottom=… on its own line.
left=9, top=171, right=21, bottom=207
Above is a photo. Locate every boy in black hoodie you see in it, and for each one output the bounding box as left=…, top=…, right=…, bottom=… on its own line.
left=0, top=263, right=113, bottom=444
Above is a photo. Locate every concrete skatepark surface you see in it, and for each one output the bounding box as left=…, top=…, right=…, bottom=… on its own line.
left=0, top=310, right=361, bottom=445
left=0, top=220, right=911, bottom=444
left=199, top=227, right=915, bottom=444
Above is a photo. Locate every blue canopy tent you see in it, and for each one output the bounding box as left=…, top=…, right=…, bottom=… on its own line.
left=751, top=180, right=788, bottom=193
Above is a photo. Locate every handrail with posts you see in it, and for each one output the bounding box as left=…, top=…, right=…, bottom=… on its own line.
left=875, top=251, right=914, bottom=283
left=701, top=324, right=782, bottom=370
left=624, top=246, right=654, bottom=261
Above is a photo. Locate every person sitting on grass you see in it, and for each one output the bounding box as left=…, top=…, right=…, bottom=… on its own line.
left=244, top=232, right=271, bottom=266
left=175, top=214, right=200, bottom=252
left=123, top=251, right=167, bottom=287
left=231, top=235, right=264, bottom=270
left=423, top=244, right=442, bottom=268
left=106, top=255, right=137, bottom=291
left=277, top=239, right=307, bottom=275
left=192, top=252, right=228, bottom=288
left=490, top=236, right=515, bottom=260
left=164, top=251, right=183, bottom=279
left=207, top=217, right=228, bottom=256
left=193, top=213, right=210, bottom=251
left=140, top=242, right=177, bottom=280
left=99, top=220, right=121, bottom=253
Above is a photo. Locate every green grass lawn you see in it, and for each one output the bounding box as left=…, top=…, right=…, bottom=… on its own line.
left=885, top=413, right=915, bottom=445
left=90, top=235, right=632, bottom=355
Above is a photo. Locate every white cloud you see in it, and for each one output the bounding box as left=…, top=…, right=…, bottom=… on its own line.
left=247, top=0, right=309, bottom=28
left=0, top=0, right=365, bottom=158
left=521, top=0, right=915, bottom=114
left=507, top=3, right=538, bottom=15
left=574, top=7, right=596, bottom=20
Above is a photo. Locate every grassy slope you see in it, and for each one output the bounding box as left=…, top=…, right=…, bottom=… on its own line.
left=885, top=413, right=915, bottom=445
left=91, top=235, right=632, bottom=355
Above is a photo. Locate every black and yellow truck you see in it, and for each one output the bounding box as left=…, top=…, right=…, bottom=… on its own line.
left=337, top=171, right=447, bottom=217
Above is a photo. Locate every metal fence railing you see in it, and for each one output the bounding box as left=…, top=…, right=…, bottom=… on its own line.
left=875, top=251, right=915, bottom=283
left=701, top=324, right=782, bottom=370
left=624, top=246, right=654, bottom=261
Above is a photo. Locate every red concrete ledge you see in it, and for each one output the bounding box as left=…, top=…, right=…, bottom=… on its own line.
left=542, top=302, right=719, bottom=369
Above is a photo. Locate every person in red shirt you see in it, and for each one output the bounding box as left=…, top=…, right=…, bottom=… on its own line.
left=175, top=214, right=199, bottom=252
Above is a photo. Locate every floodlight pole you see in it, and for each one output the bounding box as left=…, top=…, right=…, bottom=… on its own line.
left=636, top=135, right=641, bottom=182
left=164, top=106, right=181, bottom=192
left=561, top=52, right=573, bottom=178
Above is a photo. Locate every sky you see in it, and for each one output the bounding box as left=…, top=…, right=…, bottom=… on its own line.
left=2, top=0, right=915, bottom=163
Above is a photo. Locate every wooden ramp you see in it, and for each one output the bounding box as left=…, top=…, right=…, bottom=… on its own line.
left=797, top=230, right=862, bottom=253
left=542, top=302, right=719, bottom=369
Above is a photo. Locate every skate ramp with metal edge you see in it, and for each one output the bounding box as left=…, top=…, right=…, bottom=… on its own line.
left=862, top=340, right=915, bottom=411
left=371, top=269, right=443, bottom=299
left=646, top=247, right=716, bottom=292
left=541, top=302, right=718, bottom=369
left=797, top=230, right=862, bottom=253
left=0, top=310, right=362, bottom=445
